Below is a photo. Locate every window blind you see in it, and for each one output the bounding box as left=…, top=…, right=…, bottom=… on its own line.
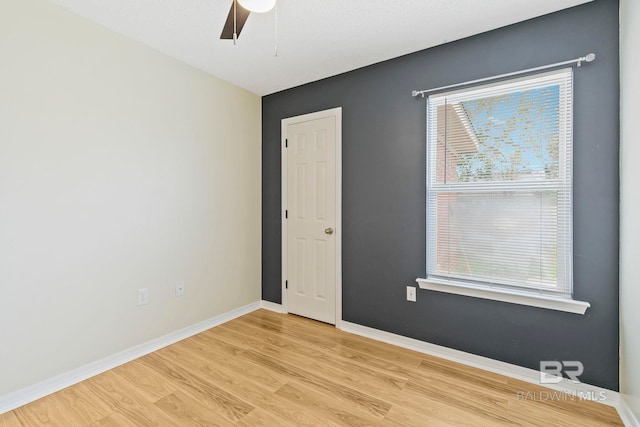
left=426, top=68, right=573, bottom=296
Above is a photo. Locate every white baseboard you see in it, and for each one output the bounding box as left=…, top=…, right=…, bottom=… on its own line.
left=339, top=321, right=633, bottom=422
left=260, top=300, right=284, bottom=313
left=0, top=301, right=260, bottom=415
left=618, top=397, right=640, bottom=427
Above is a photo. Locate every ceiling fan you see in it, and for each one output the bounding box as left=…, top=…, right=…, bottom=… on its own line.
left=220, top=0, right=276, bottom=41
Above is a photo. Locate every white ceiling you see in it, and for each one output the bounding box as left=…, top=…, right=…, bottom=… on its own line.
left=47, top=0, right=592, bottom=96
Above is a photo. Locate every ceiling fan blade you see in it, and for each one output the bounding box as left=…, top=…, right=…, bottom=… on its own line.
left=220, top=1, right=250, bottom=40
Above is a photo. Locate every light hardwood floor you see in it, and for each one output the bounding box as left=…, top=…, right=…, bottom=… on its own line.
left=1, top=309, right=623, bottom=426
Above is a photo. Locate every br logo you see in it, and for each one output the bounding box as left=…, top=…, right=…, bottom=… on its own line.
left=539, top=361, right=584, bottom=384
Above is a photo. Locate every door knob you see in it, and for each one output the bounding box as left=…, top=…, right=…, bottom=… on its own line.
left=324, top=227, right=334, bottom=235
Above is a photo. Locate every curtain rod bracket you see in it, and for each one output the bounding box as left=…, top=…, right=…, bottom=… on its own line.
left=578, top=52, right=596, bottom=67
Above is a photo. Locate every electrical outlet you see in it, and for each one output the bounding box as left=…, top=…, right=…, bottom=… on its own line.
left=406, top=286, right=417, bottom=302
left=175, top=280, right=185, bottom=297
left=138, top=288, right=149, bottom=306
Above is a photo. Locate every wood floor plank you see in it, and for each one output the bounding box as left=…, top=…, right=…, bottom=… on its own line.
left=111, top=360, right=177, bottom=402
left=8, top=309, right=624, bottom=426
left=234, top=407, right=299, bottom=427
left=138, top=353, right=253, bottom=423
left=153, top=391, right=235, bottom=427
left=211, top=322, right=409, bottom=402
left=90, top=411, right=140, bottom=427
left=181, top=334, right=288, bottom=392
left=161, top=340, right=393, bottom=426
left=14, top=383, right=110, bottom=427
left=103, top=403, right=179, bottom=427
left=238, top=348, right=392, bottom=419
left=275, top=381, right=386, bottom=427
left=218, top=318, right=486, bottom=423
left=216, top=319, right=409, bottom=387
left=405, top=374, right=525, bottom=425
left=230, top=315, right=340, bottom=351
left=0, top=411, right=23, bottom=427
left=83, top=369, right=158, bottom=411
left=154, top=340, right=343, bottom=426
left=83, top=369, right=183, bottom=427
left=240, top=313, right=438, bottom=419
left=247, top=313, right=428, bottom=371
left=383, top=404, right=486, bottom=427
left=246, top=311, right=427, bottom=367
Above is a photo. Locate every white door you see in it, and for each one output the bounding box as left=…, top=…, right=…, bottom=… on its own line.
left=282, top=108, right=341, bottom=324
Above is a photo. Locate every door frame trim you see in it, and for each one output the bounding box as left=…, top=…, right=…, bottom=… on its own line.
left=281, top=107, right=342, bottom=327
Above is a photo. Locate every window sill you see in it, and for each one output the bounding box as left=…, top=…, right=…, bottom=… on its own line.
left=415, top=278, right=590, bottom=315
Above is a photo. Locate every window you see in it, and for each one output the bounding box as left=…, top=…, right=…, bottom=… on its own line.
left=418, top=68, right=589, bottom=314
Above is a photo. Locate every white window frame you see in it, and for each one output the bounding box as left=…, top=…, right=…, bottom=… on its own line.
left=416, top=69, right=590, bottom=315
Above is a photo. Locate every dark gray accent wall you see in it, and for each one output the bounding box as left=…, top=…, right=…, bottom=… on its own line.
left=262, top=0, right=619, bottom=390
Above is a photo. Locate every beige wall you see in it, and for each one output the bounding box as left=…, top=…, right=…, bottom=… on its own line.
left=0, top=0, right=261, bottom=396
left=620, top=0, right=640, bottom=421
